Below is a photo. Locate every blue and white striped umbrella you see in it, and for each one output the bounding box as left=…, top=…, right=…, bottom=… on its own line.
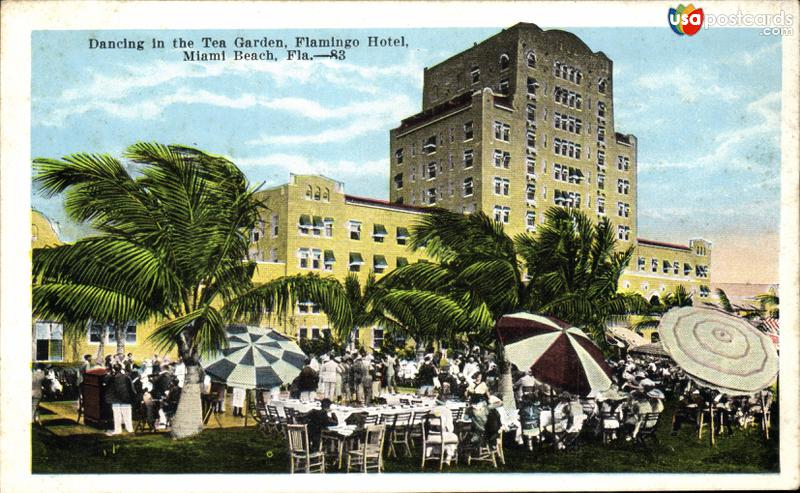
left=203, top=325, right=306, bottom=390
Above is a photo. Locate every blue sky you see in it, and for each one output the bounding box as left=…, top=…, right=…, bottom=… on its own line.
left=31, top=27, right=781, bottom=281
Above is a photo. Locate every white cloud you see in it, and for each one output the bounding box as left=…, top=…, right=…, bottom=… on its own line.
left=634, top=68, right=740, bottom=103
left=235, top=153, right=388, bottom=177
left=720, top=42, right=780, bottom=67
left=638, top=91, right=780, bottom=172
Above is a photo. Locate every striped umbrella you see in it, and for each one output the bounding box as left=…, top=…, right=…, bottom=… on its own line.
left=658, top=307, right=778, bottom=395
left=202, top=325, right=307, bottom=390
left=496, top=312, right=613, bottom=396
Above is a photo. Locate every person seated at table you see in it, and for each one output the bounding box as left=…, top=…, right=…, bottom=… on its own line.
left=623, top=389, right=651, bottom=440
left=465, top=396, right=502, bottom=450
left=305, top=398, right=338, bottom=451
left=671, top=388, right=703, bottom=435
left=466, top=372, right=489, bottom=404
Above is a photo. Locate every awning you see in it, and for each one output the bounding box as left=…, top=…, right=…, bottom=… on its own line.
left=299, top=214, right=311, bottom=226
left=324, top=250, right=335, bottom=264
left=313, top=216, right=324, bottom=228
left=373, top=255, right=388, bottom=268
left=396, top=257, right=409, bottom=267
left=396, top=227, right=410, bottom=239
left=323, top=217, right=334, bottom=224
left=349, top=252, right=364, bottom=265
left=373, top=224, right=388, bottom=237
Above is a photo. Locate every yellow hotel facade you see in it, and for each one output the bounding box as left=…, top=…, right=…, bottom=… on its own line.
left=32, top=24, right=711, bottom=362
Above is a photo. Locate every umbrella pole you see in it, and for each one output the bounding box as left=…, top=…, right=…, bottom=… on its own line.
left=709, top=404, right=715, bottom=447
left=244, top=389, right=249, bottom=428
left=761, top=392, right=768, bottom=440
left=551, top=387, right=557, bottom=450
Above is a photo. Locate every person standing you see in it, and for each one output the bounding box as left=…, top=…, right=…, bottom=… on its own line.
left=334, top=356, right=345, bottom=402
left=371, top=355, right=384, bottom=400
left=417, top=356, right=437, bottom=397
left=32, top=365, right=46, bottom=425
left=103, top=364, right=136, bottom=435
left=231, top=386, right=246, bottom=417
left=320, top=356, right=338, bottom=401
left=384, top=353, right=398, bottom=394
left=297, top=359, right=319, bottom=402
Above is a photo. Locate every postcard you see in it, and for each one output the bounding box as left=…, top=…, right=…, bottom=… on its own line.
left=1, top=1, right=798, bottom=491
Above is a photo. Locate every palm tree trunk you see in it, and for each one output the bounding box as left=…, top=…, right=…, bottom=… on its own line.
left=96, top=326, right=109, bottom=361
left=498, top=365, right=516, bottom=410
left=170, top=363, right=204, bottom=439
left=114, top=323, right=125, bottom=356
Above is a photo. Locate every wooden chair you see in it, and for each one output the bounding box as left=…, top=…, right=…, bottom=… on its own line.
left=386, top=411, right=412, bottom=458
left=347, top=424, right=386, bottom=473
left=635, top=412, right=661, bottom=445
left=286, top=424, right=326, bottom=474
left=363, top=414, right=379, bottom=426
left=465, top=431, right=501, bottom=469
left=406, top=410, right=429, bottom=449
left=253, top=401, right=271, bottom=436
left=421, top=415, right=459, bottom=470
left=600, top=411, right=621, bottom=444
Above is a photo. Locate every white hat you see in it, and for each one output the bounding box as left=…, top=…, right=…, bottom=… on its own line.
left=647, top=389, right=665, bottom=399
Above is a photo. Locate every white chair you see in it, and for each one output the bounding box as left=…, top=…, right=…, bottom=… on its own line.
left=421, top=415, right=459, bottom=470
left=287, top=424, right=325, bottom=473
left=347, top=424, right=385, bottom=473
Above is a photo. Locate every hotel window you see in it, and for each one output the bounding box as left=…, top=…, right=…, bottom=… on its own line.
left=699, top=285, right=710, bottom=298
left=617, top=179, right=630, bottom=194
left=396, top=227, right=409, bottom=245
left=423, top=135, right=437, bottom=154
left=499, top=53, right=510, bottom=70
left=637, top=256, right=646, bottom=271
left=597, top=150, right=605, bottom=167
left=526, top=158, right=536, bottom=178
left=597, top=101, right=606, bottom=118
left=427, top=187, right=437, bottom=205
left=463, top=149, right=474, bottom=169
left=298, top=248, right=310, bottom=269
left=527, top=77, right=538, bottom=95
left=499, top=77, right=510, bottom=94
left=323, top=250, right=335, bottom=271
left=298, top=328, right=308, bottom=340
left=448, top=153, right=454, bottom=170
left=493, top=121, right=510, bottom=142
left=597, top=197, right=605, bottom=215
left=372, top=328, right=384, bottom=349
left=494, top=177, right=509, bottom=196
left=493, top=205, right=503, bottom=223
left=426, top=161, right=437, bottom=180
left=269, top=248, right=278, bottom=262
left=396, top=257, right=409, bottom=268
left=373, top=255, right=388, bottom=274
left=617, top=202, right=624, bottom=217
left=449, top=127, right=454, bottom=143
left=684, top=263, right=692, bottom=276
left=323, top=218, right=334, bottom=238
left=251, top=228, right=260, bottom=243
left=526, top=211, right=536, bottom=229
left=311, top=249, right=322, bottom=270
left=527, top=103, right=536, bottom=122
left=88, top=321, right=136, bottom=345
left=651, top=258, right=658, bottom=272
left=298, top=214, right=311, bottom=235
left=312, top=216, right=323, bottom=236
left=372, top=224, right=387, bottom=243
left=314, top=187, right=321, bottom=201
left=526, top=183, right=536, bottom=202
left=271, top=214, right=279, bottom=237
left=526, top=51, right=536, bottom=68
left=617, top=225, right=630, bottom=241
left=501, top=207, right=510, bottom=224
left=597, top=172, right=605, bottom=189
left=673, top=261, right=680, bottom=275
left=305, top=185, right=313, bottom=200
left=463, top=121, right=474, bottom=141
left=394, top=173, right=403, bottom=190
left=36, top=321, right=65, bottom=361
left=463, top=177, right=474, bottom=197
left=470, top=66, right=480, bottom=84
left=598, top=78, right=608, bottom=93
left=662, top=260, right=671, bottom=274
left=394, top=148, right=403, bottom=164
left=526, top=131, right=536, bottom=149
left=349, top=221, right=361, bottom=240
left=349, top=252, right=364, bottom=272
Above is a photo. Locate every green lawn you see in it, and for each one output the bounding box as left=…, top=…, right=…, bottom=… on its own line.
left=32, top=401, right=779, bottom=474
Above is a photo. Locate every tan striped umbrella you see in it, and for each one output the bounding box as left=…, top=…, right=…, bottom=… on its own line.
left=658, top=307, right=778, bottom=395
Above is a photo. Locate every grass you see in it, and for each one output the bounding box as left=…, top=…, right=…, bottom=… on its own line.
left=32, top=400, right=779, bottom=474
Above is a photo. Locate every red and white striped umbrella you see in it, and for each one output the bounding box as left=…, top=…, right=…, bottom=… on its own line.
left=496, top=312, right=613, bottom=396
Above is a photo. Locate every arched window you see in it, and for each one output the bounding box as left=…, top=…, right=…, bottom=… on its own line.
left=499, top=54, right=510, bottom=70
left=598, top=78, right=607, bottom=93
left=526, top=51, right=536, bottom=68
left=322, top=188, right=330, bottom=202
left=314, top=187, right=321, bottom=201
left=305, top=185, right=313, bottom=200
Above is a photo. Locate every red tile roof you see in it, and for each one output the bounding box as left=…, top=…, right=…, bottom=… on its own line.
left=637, top=238, right=691, bottom=252
left=344, top=195, right=430, bottom=214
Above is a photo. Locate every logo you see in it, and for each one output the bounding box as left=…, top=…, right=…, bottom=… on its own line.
left=669, top=4, right=705, bottom=35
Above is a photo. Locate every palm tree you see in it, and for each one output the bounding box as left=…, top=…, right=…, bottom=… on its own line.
left=629, top=285, right=692, bottom=335
left=372, top=207, right=641, bottom=405
left=32, top=143, right=351, bottom=438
